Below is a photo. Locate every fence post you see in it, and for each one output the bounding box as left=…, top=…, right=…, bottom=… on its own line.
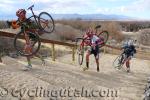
left=72, top=46, right=75, bottom=62
left=51, top=43, right=55, bottom=61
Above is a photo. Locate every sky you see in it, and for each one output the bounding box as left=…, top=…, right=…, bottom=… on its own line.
left=0, top=0, right=150, bottom=20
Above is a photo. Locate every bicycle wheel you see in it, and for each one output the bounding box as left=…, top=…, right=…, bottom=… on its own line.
left=38, top=12, right=55, bottom=33
left=98, top=31, right=109, bottom=48
left=113, top=54, right=124, bottom=68
left=77, top=46, right=84, bottom=65
left=14, top=31, right=41, bottom=57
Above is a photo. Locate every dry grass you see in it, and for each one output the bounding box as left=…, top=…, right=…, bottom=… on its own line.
left=138, top=29, right=150, bottom=46
left=0, top=20, right=9, bottom=29
left=56, top=20, right=124, bottom=41
left=0, top=37, right=71, bottom=58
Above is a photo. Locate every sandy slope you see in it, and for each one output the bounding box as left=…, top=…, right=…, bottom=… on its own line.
left=0, top=53, right=150, bottom=100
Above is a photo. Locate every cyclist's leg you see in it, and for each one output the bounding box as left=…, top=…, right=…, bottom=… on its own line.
left=86, top=50, right=91, bottom=68
left=94, top=46, right=100, bottom=72
left=95, top=54, right=99, bottom=72
left=23, top=56, right=32, bottom=71
left=24, top=38, right=33, bottom=70
left=27, top=57, right=31, bottom=65
left=125, top=55, right=131, bottom=72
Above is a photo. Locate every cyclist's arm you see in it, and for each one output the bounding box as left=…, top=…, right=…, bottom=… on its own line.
left=82, top=35, right=91, bottom=46
left=10, top=19, right=20, bottom=29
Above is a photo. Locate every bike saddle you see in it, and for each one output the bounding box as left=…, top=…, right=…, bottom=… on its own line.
left=27, top=5, right=34, bottom=10
left=95, top=25, right=101, bottom=29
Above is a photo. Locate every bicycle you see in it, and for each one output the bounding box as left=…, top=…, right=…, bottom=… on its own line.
left=13, top=5, right=55, bottom=57
left=113, top=52, right=128, bottom=69
left=76, top=25, right=109, bottom=65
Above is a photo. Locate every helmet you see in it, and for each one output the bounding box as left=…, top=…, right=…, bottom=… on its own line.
left=16, top=9, right=26, bottom=17
left=128, top=40, right=134, bottom=46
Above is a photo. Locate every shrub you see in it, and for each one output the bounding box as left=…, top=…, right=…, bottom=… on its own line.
left=138, top=29, right=150, bottom=46
left=96, top=21, right=124, bottom=42
left=0, top=20, right=9, bottom=29
left=56, top=20, right=124, bottom=42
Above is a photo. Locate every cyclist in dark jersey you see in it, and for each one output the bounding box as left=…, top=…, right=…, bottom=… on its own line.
left=83, top=28, right=104, bottom=72
left=121, top=40, right=136, bottom=72
left=10, top=9, right=45, bottom=70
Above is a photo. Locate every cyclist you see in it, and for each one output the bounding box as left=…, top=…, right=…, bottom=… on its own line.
left=83, top=28, right=104, bottom=72
left=121, top=40, right=136, bottom=72
left=10, top=9, right=45, bottom=70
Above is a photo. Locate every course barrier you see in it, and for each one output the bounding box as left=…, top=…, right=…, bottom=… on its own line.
left=0, top=30, right=150, bottom=63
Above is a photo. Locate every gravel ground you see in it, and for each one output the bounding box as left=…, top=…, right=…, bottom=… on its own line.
left=0, top=53, right=150, bottom=100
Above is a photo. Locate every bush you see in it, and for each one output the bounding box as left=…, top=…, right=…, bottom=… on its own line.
left=97, top=21, right=124, bottom=42
left=42, top=23, right=82, bottom=41
left=138, top=29, right=150, bottom=46
left=0, top=20, right=9, bottom=29
left=56, top=20, right=124, bottom=42
left=0, top=37, right=15, bottom=56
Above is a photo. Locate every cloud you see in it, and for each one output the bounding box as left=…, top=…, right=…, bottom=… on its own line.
left=95, top=0, right=150, bottom=15
left=0, top=0, right=150, bottom=19
left=126, top=0, right=150, bottom=12
left=30, top=0, right=93, bottom=14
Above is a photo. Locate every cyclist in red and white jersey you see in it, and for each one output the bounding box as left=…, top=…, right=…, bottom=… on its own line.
left=83, top=28, right=104, bottom=72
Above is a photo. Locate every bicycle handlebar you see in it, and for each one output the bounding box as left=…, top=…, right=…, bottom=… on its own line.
left=27, top=5, right=34, bottom=10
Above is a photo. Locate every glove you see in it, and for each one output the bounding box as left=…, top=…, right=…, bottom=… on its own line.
left=11, top=20, right=20, bottom=29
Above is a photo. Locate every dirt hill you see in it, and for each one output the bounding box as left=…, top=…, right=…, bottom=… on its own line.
left=0, top=53, right=150, bottom=100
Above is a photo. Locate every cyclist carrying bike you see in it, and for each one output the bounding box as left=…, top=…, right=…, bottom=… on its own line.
left=121, top=40, right=136, bottom=72
left=83, top=28, right=104, bottom=72
left=11, top=9, right=45, bottom=70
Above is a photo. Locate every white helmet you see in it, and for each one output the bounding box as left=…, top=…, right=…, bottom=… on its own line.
left=128, top=40, right=134, bottom=46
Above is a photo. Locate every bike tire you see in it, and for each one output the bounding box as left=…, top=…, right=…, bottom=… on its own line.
left=38, top=12, right=55, bottom=33
left=113, top=54, right=124, bottom=68
left=14, top=31, right=41, bottom=57
left=98, top=31, right=109, bottom=48
left=77, top=46, right=84, bottom=65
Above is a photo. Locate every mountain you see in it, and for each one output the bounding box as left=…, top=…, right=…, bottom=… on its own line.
left=51, top=13, right=133, bottom=20
left=0, top=13, right=133, bottom=21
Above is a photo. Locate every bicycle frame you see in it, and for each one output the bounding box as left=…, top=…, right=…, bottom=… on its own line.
left=27, top=5, right=40, bottom=28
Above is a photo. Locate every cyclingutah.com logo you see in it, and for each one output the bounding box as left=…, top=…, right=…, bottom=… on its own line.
left=0, top=86, right=119, bottom=99
left=0, top=87, right=8, bottom=97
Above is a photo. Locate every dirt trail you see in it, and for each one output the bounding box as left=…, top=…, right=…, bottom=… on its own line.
left=0, top=53, right=150, bottom=100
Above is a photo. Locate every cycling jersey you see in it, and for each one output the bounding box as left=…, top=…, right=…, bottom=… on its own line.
left=91, top=35, right=99, bottom=44
left=84, top=34, right=101, bottom=58
left=122, top=45, right=136, bottom=58
left=83, top=33, right=103, bottom=46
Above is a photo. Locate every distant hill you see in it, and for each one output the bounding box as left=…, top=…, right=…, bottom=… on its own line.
left=51, top=13, right=133, bottom=20
left=0, top=13, right=133, bottom=21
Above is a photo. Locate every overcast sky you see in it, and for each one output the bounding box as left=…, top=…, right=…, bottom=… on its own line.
left=0, top=0, right=150, bottom=19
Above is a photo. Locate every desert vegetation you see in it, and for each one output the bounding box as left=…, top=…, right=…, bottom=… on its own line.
left=56, top=20, right=124, bottom=41
left=0, top=20, right=150, bottom=58
left=138, top=29, right=150, bottom=46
